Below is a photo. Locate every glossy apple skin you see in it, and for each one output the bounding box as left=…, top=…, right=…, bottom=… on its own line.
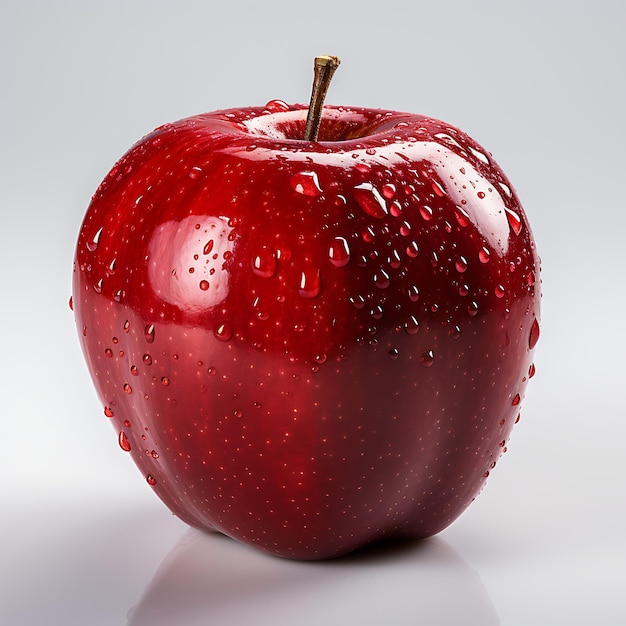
left=72, top=102, right=540, bottom=559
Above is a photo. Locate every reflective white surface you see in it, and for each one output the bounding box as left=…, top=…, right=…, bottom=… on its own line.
left=1, top=0, right=625, bottom=624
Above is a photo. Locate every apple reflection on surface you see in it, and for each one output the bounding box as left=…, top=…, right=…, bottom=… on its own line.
left=127, top=530, right=499, bottom=626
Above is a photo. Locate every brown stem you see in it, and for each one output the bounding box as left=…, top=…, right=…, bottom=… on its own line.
left=304, top=55, right=341, bottom=142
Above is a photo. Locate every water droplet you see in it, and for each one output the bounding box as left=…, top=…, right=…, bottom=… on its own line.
left=477, top=191, right=486, bottom=199
left=478, top=247, right=491, bottom=263
left=105, top=348, right=113, bottom=358
left=389, top=201, right=402, bottom=217
left=353, top=183, right=388, bottom=219
left=145, top=325, right=155, bottom=343
left=419, top=205, right=433, bottom=221
left=374, top=269, right=390, bottom=289
left=420, top=350, right=434, bottom=367
left=199, top=280, right=210, bottom=291
left=252, top=246, right=277, bottom=277
left=68, top=296, right=74, bottom=310
left=203, top=239, right=214, bottom=255
left=86, top=227, right=103, bottom=252
left=388, top=250, right=402, bottom=268
left=408, top=285, right=420, bottom=302
left=382, top=183, right=396, bottom=199
left=349, top=294, right=365, bottom=309
left=290, top=171, right=322, bottom=196
left=468, top=301, right=479, bottom=316
left=454, top=206, right=470, bottom=227
left=512, top=393, right=521, bottom=406
left=469, top=146, right=491, bottom=165
left=265, top=99, right=290, bottom=112
left=449, top=325, right=461, bottom=339
left=432, top=181, right=445, bottom=197
left=314, top=354, right=327, bottom=364
left=214, top=321, right=233, bottom=341
left=404, top=316, right=420, bottom=335
left=529, top=362, right=536, bottom=378
left=370, top=305, right=384, bottom=319
left=143, top=354, right=152, bottom=366
left=104, top=406, right=114, bottom=418
left=298, top=268, right=321, bottom=298
left=399, top=221, right=412, bottom=236
left=146, top=474, right=157, bottom=486
left=160, top=376, right=170, bottom=386
left=328, top=237, right=351, bottom=267
left=406, top=241, right=419, bottom=258
left=94, top=278, right=103, bottom=293
left=388, top=348, right=400, bottom=360
left=151, top=450, right=159, bottom=459
left=188, top=166, right=202, bottom=179
left=529, top=318, right=540, bottom=349
left=483, top=471, right=490, bottom=478
left=495, top=285, right=505, bottom=298
left=505, top=208, right=523, bottom=235
left=123, top=383, right=132, bottom=394
left=455, top=257, right=468, bottom=273
left=118, top=431, right=131, bottom=452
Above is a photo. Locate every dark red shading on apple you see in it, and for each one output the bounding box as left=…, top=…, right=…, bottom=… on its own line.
left=72, top=90, right=540, bottom=559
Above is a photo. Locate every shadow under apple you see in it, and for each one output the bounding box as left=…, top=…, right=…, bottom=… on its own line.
left=127, top=529, right=499, bottom=626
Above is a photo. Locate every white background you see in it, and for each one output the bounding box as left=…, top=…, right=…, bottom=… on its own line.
left=1, top=1, right=625, bottom=624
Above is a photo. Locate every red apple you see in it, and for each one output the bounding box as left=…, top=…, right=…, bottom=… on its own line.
left=72, top=68, right=540, bottom=559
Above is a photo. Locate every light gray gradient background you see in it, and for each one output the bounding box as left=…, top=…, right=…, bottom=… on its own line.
left=1, top=1, right=624, bottom=624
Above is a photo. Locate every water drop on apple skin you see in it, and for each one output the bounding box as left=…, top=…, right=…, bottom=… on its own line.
left=420, top=350, right=435, bottom=367
left=86, top=227, right=103, bottom=252
left=328, top=237, right=350, bottom=267
left=298, top=269, right=321, bottom=298
left=373, top=269, right=391, bottom=289
left=264, top=99, right=290, bottom=113
left=252, top=246, right=277, bottom=278
left=455, top=257, right=468, bottom=273
left=529, top=318, right=540, bottom=349
left=214, top=321, right=233, bottom=341
left=290, top=171, right=322, bottom=197
left=505, top=207, right=523, bottom=235
left=145, top=324, right=155, bottom=343
left=353, top=183, right=388, bottom=219
left=118, top=431, right=131, bottom=452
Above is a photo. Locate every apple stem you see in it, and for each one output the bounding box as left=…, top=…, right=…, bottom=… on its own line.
left=304, top=55, right=341, bottom=142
